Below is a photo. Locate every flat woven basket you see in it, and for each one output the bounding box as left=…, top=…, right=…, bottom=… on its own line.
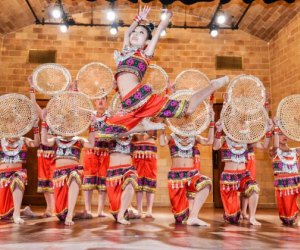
left=221, top=98, right=268, bottom=143
left=226, top=74, right=266, bottom=105
left=32, top=63, right=71, bottom=95
left=166, top=89, right=210, bottom=137
left=76, top=62, right=114, bottom=99
left=110, top=93, right=122, bottom=116
left=0, top=93, right=37, bottom=138
left=46, top=91, right=93, bottom=136
left=174, top=69, right=210, bottom=91
left=142, top=64, right=168, bottom=94
left=276, top=94, right=300, bottom=141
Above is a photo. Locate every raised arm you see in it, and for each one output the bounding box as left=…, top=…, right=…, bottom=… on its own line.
left=41, top=109, right=56, bottom=147
left=253, top=118, right=273, bottom=149
left=144, top=10, right=172, bottom=57
left=28, top=75, right=43, bottom=120
left=273, top=117, right=280, bottom=149
left=123, top=6, right=151, bottom=49
left=83, top=119, right=97, bottom=148
left=196, top=108, right=215, bottom=145
left=159, top=129, right=170, bottom=147
left=212, top=120, right=224, bottom=150
left=24, top=118, right=40, bottom=148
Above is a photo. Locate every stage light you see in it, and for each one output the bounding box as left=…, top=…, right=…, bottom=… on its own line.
left=216, top=11, right=226, bottom=25
left=60, top=24, right=68, bottom=33
left=52, top=6, right=62, bottom=19
left=161, top=11, right=168, bottom=21
left=210, top=26, right=219, bottom=38
left=107, top=10, right=116, bottom=21
left=110, top=25, right=118, bottom=35
left=160, top=30, right=166, bottom=37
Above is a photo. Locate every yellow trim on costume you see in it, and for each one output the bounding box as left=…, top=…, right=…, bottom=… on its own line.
left=243, top=184, right=260, bottom=197
left=122, top=177, right=138, bottom=191
left=37, top=187, right=54, bottom=193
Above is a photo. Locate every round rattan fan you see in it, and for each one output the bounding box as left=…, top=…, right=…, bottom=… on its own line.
left=32, top=63, right=71, bottom=95
left=276, top=94, right=300, bottom=141
left=166, top=90, right=210, bottom=137
left=226, top=74, right=266, bottom=105
left=174, top=69, right=210, bottom=91
left=46, top=91, right=93, bottom=136
left=0, top=93, right=37, bottom=138
left=110, top=92, right=123, bottom=115
left=142, top=64, right=168, bottom=94
left=76, top=62, right=114, bottom=99
left=221, top=98, right=268, bottom=143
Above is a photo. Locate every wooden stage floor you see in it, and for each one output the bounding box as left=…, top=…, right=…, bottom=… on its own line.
left=1, top=207, right=300, bottom=250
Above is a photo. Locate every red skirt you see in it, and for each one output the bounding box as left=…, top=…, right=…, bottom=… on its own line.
left=37, top=146, right=55, bottom=193
left=53, top=164, right=83, bottom=221
left=246, top=153, right=256, bottom=180
left=98, top=83, right=188, bottom=134
left=106, top=164, right=138, bottom=219
left=168, top=166, right=212, bottom=223
left=82, top=148, right=110, bottom=191
left=0, top=167, right=27, bottom=219
left=220, top=169, right=259, bottom=224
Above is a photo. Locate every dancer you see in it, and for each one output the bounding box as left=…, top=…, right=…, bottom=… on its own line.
left=213, top=119, right=272, bottom=225
left=29, top=76, right=55, bottom=217
left=106, top=135, right=138, bottom=224
left=41, top=111, right=96, bottom=225
left=159, top=109, right=214, bottom=226
left=98, top=6, right=228, bottom=135
left=0, top=119, right=40, bottom=224
left=82, top=96, right=110, bottom=217
left=132, top=130, right=158, bottom=218
left=270, top=118, right=300, bottom=226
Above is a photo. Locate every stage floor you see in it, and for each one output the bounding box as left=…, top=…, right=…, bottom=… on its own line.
left=1, top=207, right=300, bottom=249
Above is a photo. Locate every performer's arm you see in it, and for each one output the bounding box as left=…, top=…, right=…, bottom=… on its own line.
left=144, top=10, right=172, bottom=57
left=25, top=119, right=40, bottom=148
left=41, top=109, right=56, bottom=147
left=28, top=75, right=43, bottom=120
left=123, top=6, right=151, bottom=49
left=273, top=117, right=280, bottom=149
left=197, top=108, right=215, bottom=145
left=212, top=120, right=223, bottom=150
left=159, top=129, right=169, bottom=146
left=253, top=118, right=273, bottom=149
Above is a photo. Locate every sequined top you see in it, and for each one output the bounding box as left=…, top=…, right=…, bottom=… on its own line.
left=273, top=148, right=299, bottom=174
left=0, top=140, right=27, bottom=164
left=109, top=139, right=132, bottom=155
left=115, top=48, right=150, bottom=82
left=55, top=138, right=83, bottom=161
left=221, top=139, right=248, bottom=164
left=168, top=138, right=200, bottom=159
left=132, top=142, right=157, bottom=158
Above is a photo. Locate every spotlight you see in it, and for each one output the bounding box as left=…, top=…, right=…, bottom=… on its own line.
left=210, top=26, right=218, bottom=38
left=216, top=11, right=226, bottom=25
left=52, top=6, right=62, bottom=19
left=110, top=24, right=118, bottom=35
left=160, top=30, right=166, bottom=37
left=60, top=24, right=68, bottom=33
left=107, top=10, right=116, bottom=21
left=161, top=11, right=168, bottom=21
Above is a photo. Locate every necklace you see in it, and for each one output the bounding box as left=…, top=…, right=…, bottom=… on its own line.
left=56, top=137, right=78, bottom=149
left=225, top=137, right=247, bottom=155
left=114, top=46, right=140, bottom=64
left=171, top=133, right=195, bottom=158
left=115, top=136, right=132, bottom=154
left=1, top=138, right=24, bottom=156
left=277, top=148, right=297, bottom=165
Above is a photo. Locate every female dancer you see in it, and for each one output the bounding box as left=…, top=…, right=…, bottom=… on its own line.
left=132, top=130, right=158, bottom=218
left=270, top=118, right=300, bottom=226
left=82, top=96, right=110, bottom=217
left=41, top=111, right=96, bottom=225
left=213, top=119, right=272, bottom=225
left=159, top=109, right=214, bottom=226
left=98, top=6, right=228, bottom=135
left=0, top=119, right=40, bottom=223
left=29, top=76, right=55, bottom=217
left=106, top=135, right=138, bottom=224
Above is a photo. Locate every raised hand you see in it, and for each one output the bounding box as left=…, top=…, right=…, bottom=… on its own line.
left=41, top=108, right=48, bottom=121
left=209, top=106, right=215, bottom=121
left=28, top=75, right=34, bottom=87
left=266, top=118, right=273, bottom=132
left=139, top=6, right=151, bottom=21
left=215, top=119, right=222, bottom=132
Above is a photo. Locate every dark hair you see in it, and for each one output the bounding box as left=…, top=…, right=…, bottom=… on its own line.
left=139, top=23, right=155, bottom=40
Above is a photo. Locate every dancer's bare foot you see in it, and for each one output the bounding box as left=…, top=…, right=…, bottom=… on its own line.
left=145, top=212, right=154, bottom=218
left=13, top=216, right=24, bottom=224
left=42, top=212, right=53, bottom=218
left=65, top=215, right=75, bottom=226
left=249, top=218, right=261, bottom=226
left=186, top=218, right=210, bottom=227
left=98, top=212, right=108, bottom=218
left=117, top=218, right=131, bottom=225
left=211, top=76, right=229, bottom=90
left=80, top=210, right=93, bottom=219
left=241, top=213, right=249, bottom=220
left=22, top=206, right=37, bottom=218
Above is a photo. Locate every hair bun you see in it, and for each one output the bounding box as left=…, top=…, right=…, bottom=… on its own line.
left=146, top=23, right=155, bottom=32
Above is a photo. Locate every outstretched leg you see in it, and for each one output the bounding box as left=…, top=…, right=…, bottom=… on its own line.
left=117, top=183, right=135, bottom=225
left=65, top=179, right=80, bottom=226
left=145, top=192, right=155, bottom=218
left=12, top=186, right=24, bottom=224
left=136, top=191, right=143, bottom=218
left=248, top=192, right=261, bottom=226
left=186, top=186, right=210, bottom=227
left=43, top=193, right=55, bottom=217
left=241, top=196, right=249, bottom=220
left=97, top=191, right=108, bottom=217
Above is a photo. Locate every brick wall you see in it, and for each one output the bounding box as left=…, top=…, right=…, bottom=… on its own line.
left=0, top=12, right=275, bottom=207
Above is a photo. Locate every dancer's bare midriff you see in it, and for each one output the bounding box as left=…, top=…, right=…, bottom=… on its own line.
left=171, top=157, right=194, bottom=169
left=117, top=73, right=140, bottom=98
left=56, top=158, right=79, bottom=167
left=224, top=161, right=246, bottom=171
left=110, top=153, right=132, bottom=167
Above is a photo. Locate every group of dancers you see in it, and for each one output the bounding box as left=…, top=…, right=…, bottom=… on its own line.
left=0, top=6, right=299, bottom=227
